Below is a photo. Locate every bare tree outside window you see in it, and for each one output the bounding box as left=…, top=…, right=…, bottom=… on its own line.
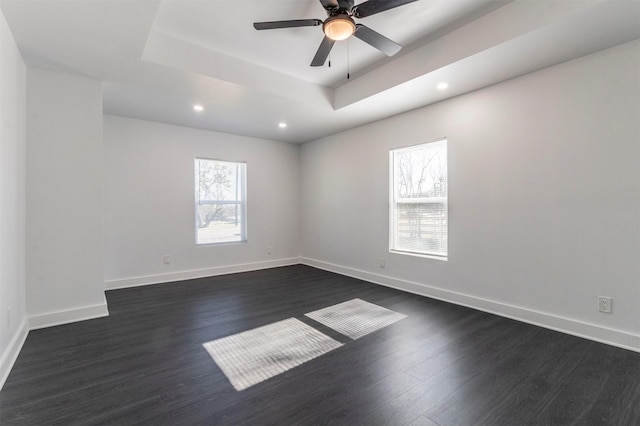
left=195, top=158, right=246, bottom=244
left=390, top=140, right=448, bottom=258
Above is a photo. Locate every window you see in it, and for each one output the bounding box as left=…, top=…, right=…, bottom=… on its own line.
left=195, top=158, right=246, bottom=245
left=390, top=139, right=448, bottom=258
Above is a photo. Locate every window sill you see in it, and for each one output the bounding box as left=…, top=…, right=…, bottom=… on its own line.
left=196, top=240, right=247, bottom=247
left=389, top=249, right=448, bottom=262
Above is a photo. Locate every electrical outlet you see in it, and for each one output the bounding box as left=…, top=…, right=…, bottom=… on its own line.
left=598, top=296, right=612, bottom=313
left=267, top=246, right=272, bottom=255
left=379, top=258, right=385, bottom=268
left=163, top=255, right=171, bottom=265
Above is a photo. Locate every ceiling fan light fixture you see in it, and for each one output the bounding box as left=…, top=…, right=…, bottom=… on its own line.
left=323, top=15, right=356, bottom=41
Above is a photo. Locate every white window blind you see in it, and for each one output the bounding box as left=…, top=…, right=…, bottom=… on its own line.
left=390, top=140, right=448, bottom=258
left=195, top=158, right=247, bottom=245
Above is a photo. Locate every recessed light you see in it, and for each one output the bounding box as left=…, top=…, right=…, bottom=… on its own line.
left=437, top=82, right=449, bottom=91
left=278, top=122, right=287, bottom=128
left=193, top=104, right=204, bottom=112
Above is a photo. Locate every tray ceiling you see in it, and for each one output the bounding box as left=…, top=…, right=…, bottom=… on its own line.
left=1, top=0, right=639, bottom=143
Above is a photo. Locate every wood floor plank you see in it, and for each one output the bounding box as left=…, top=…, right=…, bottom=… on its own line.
left=1, top=265, right=639, bottom=425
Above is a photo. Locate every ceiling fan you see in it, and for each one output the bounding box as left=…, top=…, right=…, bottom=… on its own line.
left=253, top=0, right=418, bottom=67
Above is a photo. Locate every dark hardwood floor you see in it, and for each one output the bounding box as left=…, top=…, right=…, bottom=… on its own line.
left=1, top=265, right=639, bottom=425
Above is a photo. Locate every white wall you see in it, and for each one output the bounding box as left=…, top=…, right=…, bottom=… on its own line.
left=301, top=40, right=640, bottom=351
left=103, top=115, right=300, bottom=288
left=26, top=68, right=107, bottom=328
left=0, top=7, right=27, bottom=389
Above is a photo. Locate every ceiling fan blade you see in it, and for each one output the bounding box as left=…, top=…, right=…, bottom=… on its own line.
left=353, top=0, right=418, bottom=18
left=353, top=24, right=402, bottom=56
left=253, top=19, right=322, bottom=30
left=311, top=36, right=336, bottom=67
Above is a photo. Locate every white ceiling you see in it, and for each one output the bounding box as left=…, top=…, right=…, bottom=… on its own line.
left=1, top=0, right=639, bottom=144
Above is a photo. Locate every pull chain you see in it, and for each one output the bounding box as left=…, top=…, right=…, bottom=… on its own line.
left=347, top=39, right=350, bottom=80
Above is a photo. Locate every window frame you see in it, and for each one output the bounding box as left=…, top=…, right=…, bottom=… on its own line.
left=194, top=157, right=247, bottom=246
left=389, top=139, right=448, bottom=260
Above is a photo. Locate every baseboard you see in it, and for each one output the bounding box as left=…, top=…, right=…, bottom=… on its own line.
left=301, top=257, right=640, bottom=353
left=0, top=319, right=29, bottom=391
left=28, top=297, right=110, bottom=330
left=104, top=257, right=302, bottom=290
